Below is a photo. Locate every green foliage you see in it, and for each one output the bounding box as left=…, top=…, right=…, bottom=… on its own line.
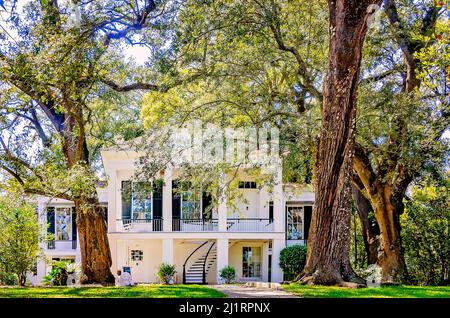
left=279, top=245, right=307, bottom=280
left=157, top=263, right=177, bottom=284
left=42, top=260, right=73, bottom=286
left=219, top=266, right=236, bottom=284
left=402, top=177, right=450, bottom=286
left=0, top=272, right=18, bottom=286
left=0, top=194, right=48, bottom=286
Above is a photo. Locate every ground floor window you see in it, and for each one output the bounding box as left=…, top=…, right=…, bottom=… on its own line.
left=286, top=206, right=303, bottom=240
left=242, top=247, right=261, bottom=278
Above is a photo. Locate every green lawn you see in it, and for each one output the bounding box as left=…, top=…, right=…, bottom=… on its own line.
left=283, top=284, right=450, bottom=298
left=0, top=284, right=226, bottom=298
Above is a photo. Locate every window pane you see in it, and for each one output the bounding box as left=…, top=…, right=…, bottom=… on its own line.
left=55, top=208, right=72, bottom=241
left=242, top=247, right=261, bottom=278
left=287, top=207, right=303, bottom=240
left=181, top=191, right=201, bottom=219
left=132, top=182, right=152, bottom=219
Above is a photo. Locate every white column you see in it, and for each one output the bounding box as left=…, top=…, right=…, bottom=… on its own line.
left=109, top=237, right=117, bottom=275
left=106, top=169, right=117, bottom=233
left=259, top=185, right=269, bottom=219
left=36, top=259, right=47, bottom=282
left=218, top=175, right=228, bottom=232
left=262, top=242, right=269, bottom=282
left=272, top=239, right=285, bottom=282
left=273, top=167, right=284, bottom=232
left=216, top=238, right=229, bottom=283
left=162, top=238, right=174, bottom=264
left=163, top=167, right=173, bottom=232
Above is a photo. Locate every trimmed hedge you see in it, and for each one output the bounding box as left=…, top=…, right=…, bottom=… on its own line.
left=279, top=244, right=307, bottom=281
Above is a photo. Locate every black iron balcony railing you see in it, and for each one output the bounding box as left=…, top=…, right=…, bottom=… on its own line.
left=172, top=218, right=219, bottom=232
left=116, top=218, right=163, bottom=232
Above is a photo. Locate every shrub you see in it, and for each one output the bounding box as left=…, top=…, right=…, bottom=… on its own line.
left=0, top=272, right=18, bottom=285
left=0, top=195, right=49, bottom=286
left=279, top=244, right=307, bottom=281
left=42, top=260, right=72, bottom=286
left=157, top=263, right=177, bottom=284
left=402, top=179, right=450, bottom=286
left=219, top=266, right=236, bottom=284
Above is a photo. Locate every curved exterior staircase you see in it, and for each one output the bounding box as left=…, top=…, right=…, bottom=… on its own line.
left=183, top=241, right=216, bottom=284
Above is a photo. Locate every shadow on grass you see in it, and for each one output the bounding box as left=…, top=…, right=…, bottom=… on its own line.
left=283, top=284, right=450, bottom=298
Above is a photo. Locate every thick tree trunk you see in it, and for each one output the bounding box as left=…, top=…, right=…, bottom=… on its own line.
left=352, top=185, right=379, bottom=265
left=75, top=199, right=115, bottom=284
left=300, top=0, right=381, bottom=286
left=353, top=147, right=409, bottom=284
left=371, top=186, right=408, bottom=284
left=62, top=109, right=114, bottom=284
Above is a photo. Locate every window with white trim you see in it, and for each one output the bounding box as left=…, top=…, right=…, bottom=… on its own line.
left=55, top=207, right=72, bottom=241
left=286, top=206, right=303, bottom=240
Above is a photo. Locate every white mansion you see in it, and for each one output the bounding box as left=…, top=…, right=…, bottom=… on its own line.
left=31, top=128, right=314, bottom=285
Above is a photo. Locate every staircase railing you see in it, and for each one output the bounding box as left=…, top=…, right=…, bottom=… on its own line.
left=202, top=242, right=215, bottom=284
left=183, top=241, right=209, bottom=284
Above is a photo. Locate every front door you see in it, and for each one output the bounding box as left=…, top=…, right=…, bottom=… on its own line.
left=128, top=245, right=146, bottom=282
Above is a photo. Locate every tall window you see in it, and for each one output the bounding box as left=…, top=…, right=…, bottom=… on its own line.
left=181, top=191, right=201, bottom=219
left=131, top=182, right=152, bottom=220
left=122, top=181, right=152, bottom=220
left=55, top=207, right=72, bottom=241
left=242, top=247, right=261, bottom=278
left=287, top=206, right=303, bottom=240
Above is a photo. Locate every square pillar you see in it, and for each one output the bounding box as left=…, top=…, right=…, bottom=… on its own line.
left=106, top=169, right=117, bottom=233
left=218, top=175, right=228, bottom=232
left=162, top=238, right=174, bottom=264
left=109, top=237, right=117, bottom=274
left=273, top=168, right=284, bottom=232
left=36, top=259, right=47, bottom=283
left=259, top=185, right=270, bottom=219
left=216, top=238, right=229, bottom=283
left=163, top=167, right=173, bottom=232
left=262, top=242, right=269, bottom=282
left=271, top=239, right=285, bottom=282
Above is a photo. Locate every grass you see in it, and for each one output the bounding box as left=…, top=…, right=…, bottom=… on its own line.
left=283, top=284, right=450, bottom=298
left=0, top=284, right=226, bottom=298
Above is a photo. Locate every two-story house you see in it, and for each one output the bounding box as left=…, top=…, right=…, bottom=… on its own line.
left=32, top=136, right=314, bottom=285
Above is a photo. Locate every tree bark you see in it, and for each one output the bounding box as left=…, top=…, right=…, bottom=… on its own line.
left=371, top=185, right=408, bottom=283
left=75, top=199, right=114, bottom=284
left=352, top=185, right=379, bottom=265
left=300, top=0, right=382, bottom=286
left=353, top=145, right=409, bottom=284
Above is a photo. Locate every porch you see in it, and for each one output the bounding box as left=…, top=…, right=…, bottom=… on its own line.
left=110, top=238, right=285, bottom=284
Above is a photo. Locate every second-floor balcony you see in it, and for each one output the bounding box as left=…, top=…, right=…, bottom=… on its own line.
left=117, top=218, right=163, bottom=232
left=114, top=218, right=275, bottom=233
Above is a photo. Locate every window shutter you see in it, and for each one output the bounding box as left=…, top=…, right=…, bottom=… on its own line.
left=269, top=202, right=274, bottom=220
left=47, top=207, right=55, bottom=235
left=153, top=180, right=163, bottom=219
left=72, top=207, right=77, bottom=241
left=202, top=192, right=212, bottom=219
left=304, top=206, right=313, bottom=240
left=121, top=181, right=132, bottom=219
left=172, top=181, right=180, bottom=219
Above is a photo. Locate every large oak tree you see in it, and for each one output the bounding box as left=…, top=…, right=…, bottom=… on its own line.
left=0, top=0, right=192, bottom=283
